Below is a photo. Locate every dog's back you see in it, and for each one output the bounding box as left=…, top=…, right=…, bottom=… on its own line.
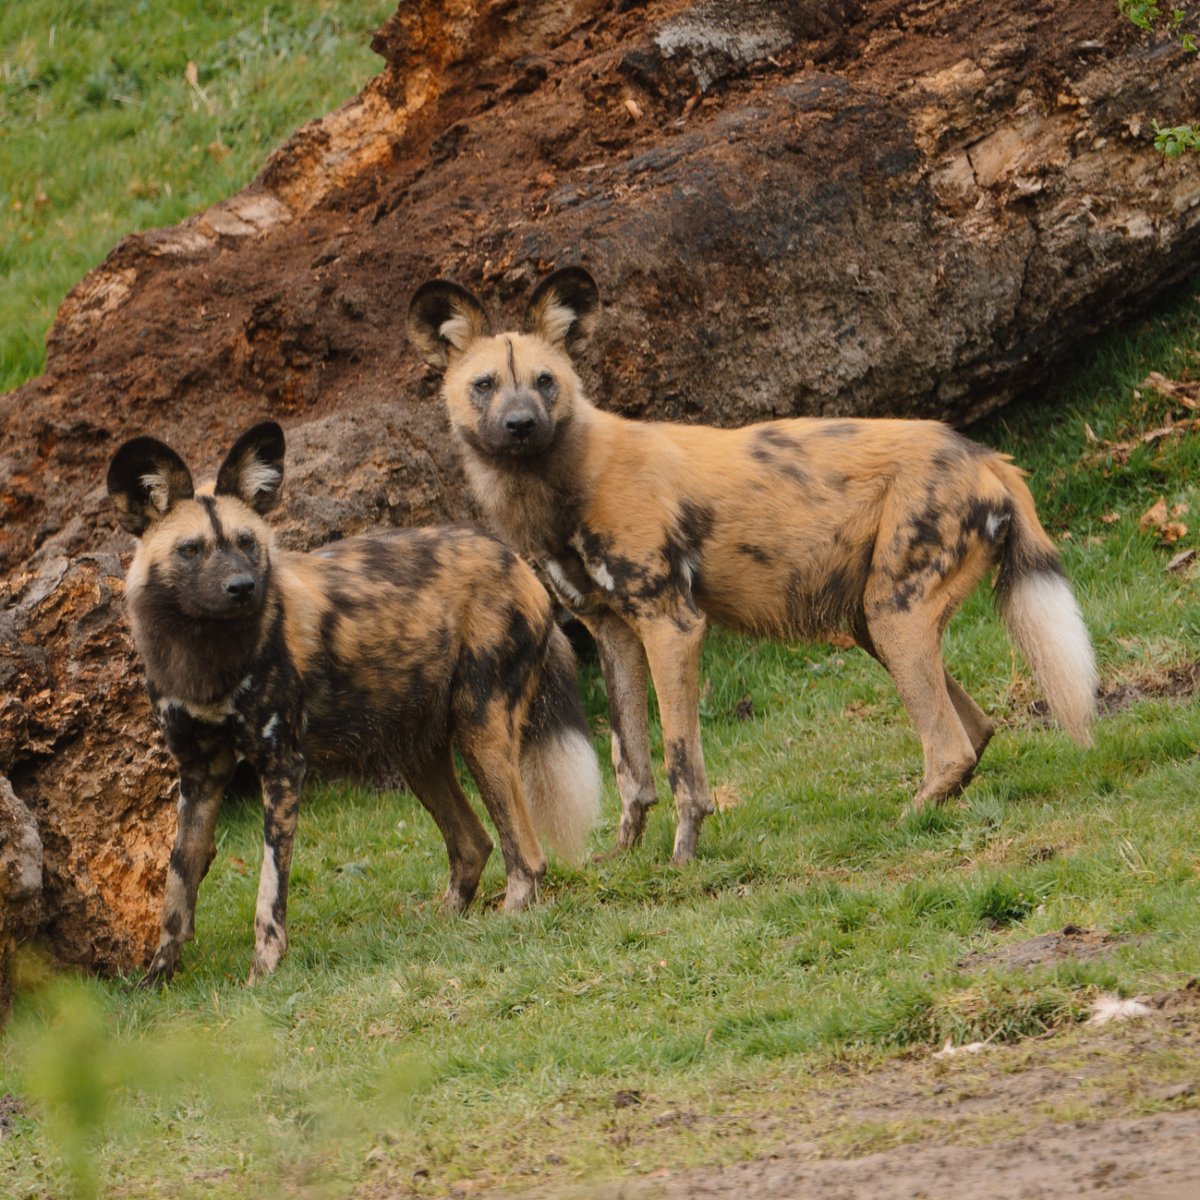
left=275, top=527, right=556, bottom=773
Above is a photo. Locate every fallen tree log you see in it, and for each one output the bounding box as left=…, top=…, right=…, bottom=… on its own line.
left=1, top=0, right=1198, bottom=976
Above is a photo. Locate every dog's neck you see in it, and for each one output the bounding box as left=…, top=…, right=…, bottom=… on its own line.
left=458, top=401, right=596, bottom=558
left=130, top=578, right=277, bottom=707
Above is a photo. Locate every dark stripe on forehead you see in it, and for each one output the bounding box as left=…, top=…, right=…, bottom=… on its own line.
left=505, top=336, right=516, bottom=382
left=199, top=495, right=228, bottom=546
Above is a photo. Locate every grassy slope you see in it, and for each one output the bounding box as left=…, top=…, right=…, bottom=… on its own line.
left=2, top=7, right=1200, bottom=1199
left=0, top=0, right=393, bottom=393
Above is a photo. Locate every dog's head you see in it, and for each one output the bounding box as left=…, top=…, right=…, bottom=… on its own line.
left=107, top=422, right=285, bottom=622
left=408, top=267, right=600, bottom=460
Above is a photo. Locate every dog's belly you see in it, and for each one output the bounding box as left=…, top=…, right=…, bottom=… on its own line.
left=695, top=535, right=871, bottom=642
left=300, top=677, right=451, bottom=776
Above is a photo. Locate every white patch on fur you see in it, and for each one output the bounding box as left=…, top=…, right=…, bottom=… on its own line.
left=438, top=313, right=475, bottom=352
left=261, top=714, right=279, bottom=740
left=520, top=729, right=602, bottom=862
left=680, top=553, right=697, bottom=590
left=545, top=558, right=585, bottom=606
left=255, top=845, right=278, bottom=924
left=159, top=694, right=237, bottom=723
left=252, top=844, right=286, bottom=979
left=157, top=675, right=254, bottom=725
left=566, top=533, right=619, bottom=595
left=985, top=511, right=1010, bottom=541
left=241, top=458, right=281, bottom=501
left=537, top=298, right=577, bottom=347
left=1002, top=571, right=1098, bottom=745
left=140, top=470, right=173, bottom=515
left=591, top=561, right=616, bottom=592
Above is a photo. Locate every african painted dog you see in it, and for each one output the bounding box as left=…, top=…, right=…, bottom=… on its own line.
left=408, top=268, right=1098, bottom=864
left=107, top=422, right=600, bottom=984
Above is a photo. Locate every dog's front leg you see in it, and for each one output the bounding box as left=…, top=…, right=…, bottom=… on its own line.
left=249, top=751, right=305, bottom=983
left=140, top=747, right=236, bottom=987
left=588, top=611, right=659, bottom=852
left=639, top=610, right=715, bottom=864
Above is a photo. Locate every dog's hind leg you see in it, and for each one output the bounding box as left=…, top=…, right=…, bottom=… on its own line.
left=458, top=706, right=547, bottom=912
left=944, top=670, right=995, bottom=760
left=588, top=611, right=659, bottom=852
left=406, top=742, right=494, bottom=913
left=866, top=607, right=977, bottom=812
left=639, top=610, right=715, bottom=864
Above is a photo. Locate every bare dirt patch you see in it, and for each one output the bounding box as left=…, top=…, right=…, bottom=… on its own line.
left=397, top=1012, right=1200, bottom=1200
left=610, top=1111, right=1200, bottom=1199
left=0, top=1093, right=24, bottom=1138
left=1098, top=661, right=1200, bottom=715
left=957, top=923, right=1122, bottom=971
left=1024, top=659, right=1200, bottom=726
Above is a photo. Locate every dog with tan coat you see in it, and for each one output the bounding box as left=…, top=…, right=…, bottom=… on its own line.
left=408, top=268, right=1097, bottom=863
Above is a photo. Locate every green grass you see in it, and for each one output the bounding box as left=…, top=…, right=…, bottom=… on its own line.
left=2, top=289, right=1199, bottom=1195
left=0, top=0, right=394, bottom=393
left=3, top=7, right=1200, bottom=1198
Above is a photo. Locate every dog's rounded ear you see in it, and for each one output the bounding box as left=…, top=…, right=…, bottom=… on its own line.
left=524, top=267, right=600, bottom=352
left=407, top=280, right=492, bottom=370
left=107, top=436, right=195, bottom=536
left=215, top=422, right=286, bottom=516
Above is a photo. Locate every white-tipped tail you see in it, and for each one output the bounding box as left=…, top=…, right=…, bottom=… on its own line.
left=1001, top=571, right=1097, bottom=745
left=521, top=728, right=602, bottom=861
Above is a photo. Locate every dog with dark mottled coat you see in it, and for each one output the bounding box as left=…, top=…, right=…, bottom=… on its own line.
left=408, top=268, right=1098, bottom=864
left=108, top=422, right=600, bottom=984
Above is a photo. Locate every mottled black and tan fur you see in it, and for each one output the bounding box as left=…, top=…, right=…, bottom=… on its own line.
left=409, top=269, right=1098, bottom=864
left=108, top=422, right=600, bottom=985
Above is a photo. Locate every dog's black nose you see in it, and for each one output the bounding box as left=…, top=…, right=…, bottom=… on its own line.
left=505, top=413, right=536, bottom=440
left=225, top=574, right=256, bottom=598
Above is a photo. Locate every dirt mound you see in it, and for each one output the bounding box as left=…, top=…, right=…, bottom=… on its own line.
left=1139, top=979, right=1200, bottom=1015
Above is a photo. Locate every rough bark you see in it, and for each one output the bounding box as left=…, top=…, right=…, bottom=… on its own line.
left=0, top=776, right=43, bottom=1015
left=1, top=0, right=1198, bottom=973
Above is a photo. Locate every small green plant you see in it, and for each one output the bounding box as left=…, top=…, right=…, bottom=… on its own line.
left=1152, top=119, right=1200, bottom=154
left=1118, top=0, right=1163, bottom=28
left=1119, top=0, right=1197, bottom=42
left=1120, top=2, right=1199, bottom=153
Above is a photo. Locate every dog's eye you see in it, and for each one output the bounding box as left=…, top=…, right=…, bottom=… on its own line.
left=536, top=372, right=554, bottom=391
left=177, top=541, right=201, bottom=559
left=473, top=375, right=495, bottom=394
left=236, top=532, right=257, bottom=553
